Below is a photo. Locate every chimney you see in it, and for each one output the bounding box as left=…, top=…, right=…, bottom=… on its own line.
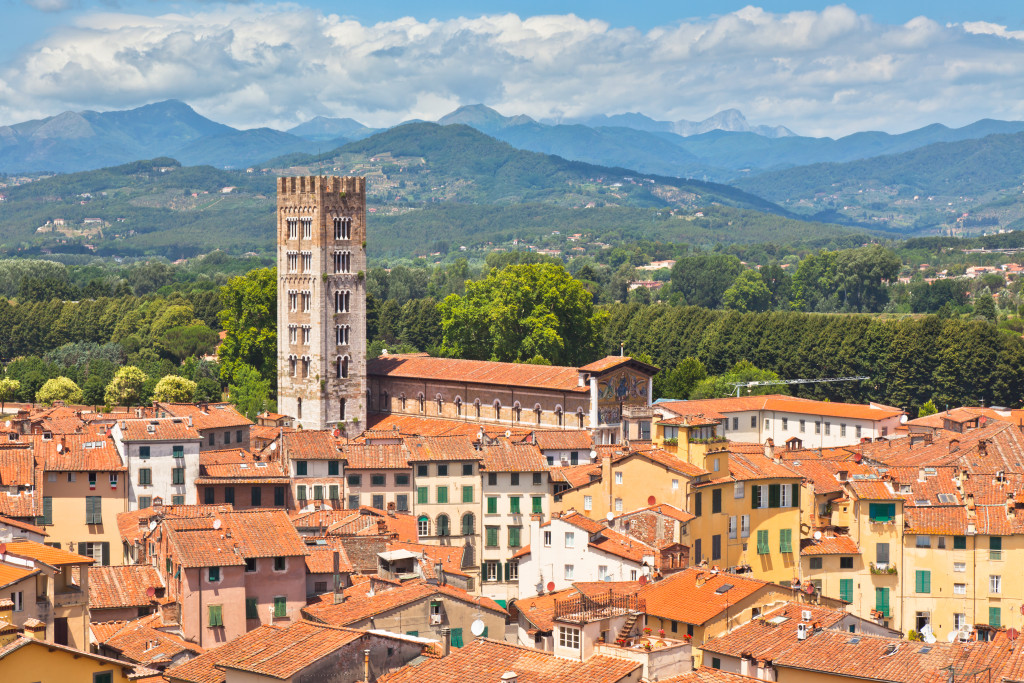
left=978, top=440, right=988, bottom=457
left=441, top=627, right=451, bottom=656
left=1007, top=493, right=1015, bottom=520
left=966, top=493, right=976, bottom=512
left=501, top=674, right=519, bottom=683
left=21, top=619, right=46, bottom=641
left=363, top=649, right=370, bottom=683
left=435, top=561, right=444, bottom=585
left=949, top=439, right=960, bottom=453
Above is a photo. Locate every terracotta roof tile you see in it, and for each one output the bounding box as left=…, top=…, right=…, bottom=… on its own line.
left=0, top=448, right=34, bottom=486
left=661, top=670, right=766, bottom=683
left=658, top=395, right=904, bottom=422
left=31, top=434, right=125, bottom=472
left=95, top=614, right=203, bottom=666
left=3, top=539, right=93, bottom=566
left=404, top=435, right=482, bottom=462
left=303, top=540, right=355, bottom=574
left=639, top=567, right=776, bottom=625
left=847, top=479, right=900, bottom=500
left=195, top=449, right=289, bottom=483
left=558, top=511, right=657, bottom=563
left=368, top=354, right=589, bottom=393
left=0, top=514, right=46, bottom=537
left=89, top=565, right=163, bottom=609
left=0, top=563, right=38, bottom=589
left=377, top=638, right=641, bottom=683
left=282, top=430, right=342, bottom=460
left=532, top=430, right=593, bottom=451
left=700, top=602, right=848, bottom=661
left=165, top=510, right=307, bottom=568
left=799, top=533, right=860, bottom=556
left=157, top=403, right=252, bottom=430
left=480, top=440, right=548, bottom=472
left=303, top=579, right=506, bottom=626
left=119, top=418, right=201, bottom=442
left=342, top=443, right=411, bottom=469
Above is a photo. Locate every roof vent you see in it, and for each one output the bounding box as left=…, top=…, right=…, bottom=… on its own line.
left=801, top=610, right=812, bottom=621
left=882, top=643, right=899, bottom=656
left=147, top=424, right=156, bottom=433
left=501, top=674, right=519, bottom=682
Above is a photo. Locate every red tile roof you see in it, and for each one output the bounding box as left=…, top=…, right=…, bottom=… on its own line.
left=195, top=449, right=289, bottom=483
left=341, top=442, right=411, bottom=469
left=0, top=514, right=46, bottom=537
left=0, top=563, right=38, bottom=590
left=368, top=354, right=589, bottom=393
left=377, top=638, right=641, bottom=683
left=93, top=613, right=203, bottom=666
left=89, top=565, right=163, bottom=609
left=31, top=434, right=125, bottom=472
left=282, top=430, right=342, bottom=460
left=0, top=448, right=34, bottom=487
left=659, top=395, right=904, bottom=422
left=119, top=417, right=201, bottom=441
left=164, top=510, right=307, bottom=568
left=3, top=539, right=93, bottom=566
left=799, top=533, right=860, bottom=556
left=533, top=430, right=593, bottom=451
left=157, top=403, right=252, bottom=430
left=661, top=670, right=766, bottom=683
left=847, top=479, right=900, bottom=500
left=638, top=567, right=776, bottom=625
left=480, top=440, right=548, bottom=472
left=557, top=511, right=657, bottom=563
left=699, top=602, right=847, bottom=661
left=404, top=435, right=482, bottom=462
left=302, top=578, right=506, bottom=626
left=303, top=540, right=355, bottom=574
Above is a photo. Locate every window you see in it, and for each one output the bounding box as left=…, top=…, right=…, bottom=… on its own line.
left=173, top=445, right=184, bottom=459
left=584, top=495, right=593, bottom=511
left=437, top=515, right=451, bottom=536
left=782, top=418, right=788, bottom=430
left=209, top=605, right=223, bottom=627
left=990, top=575, right=1001, bottom=594
left=815, top=420, right=821, bottom=434
left=94, top=673, right=114, bottom=683
left=509, top=526, right=522, bottom=548
left=953, top=535, right=967, bottom=550
left=615, top=498, right=623, bottom=512
left=301, top=217, right=312, bottom=239
left=397, top=494, right=409, bottom=512
left=395, top=474, right=410, bottom=486
left=876, top=542, right=890, bottom=565
left=799, top=419, right=805, bottom=433
left=418, top=516, right=429, bottom=536
left=565, top=532, right=575, bottom=548
left=856, top=425, right=862, bottom=439
left=418, top=487, right=429, bottom=504
left=532, top=496, right=543, bottom=514
left=990, top=607, right=1002, bottom=628
left=728, top=516, right=737, bottom=539
left=810, top=557, right=822, bottom=570
left=756, top=529, right=769, bottom=554
left=370, top=474, right=386, bottom=487
left=990, top=536, right=1002, bottom=560
left=274, top=596, right=287, bottom=618
left=712, top=534, right=722, bottom=560
left=85, top=496, right=102, bottom=524
left=840, top=556, right=854, bottom=569
left=295, top=461, right=307, bottom=476
left=840, top=424, right=846, bottom=437
left=296, top=485, right=307, bottom=502
left=313, top=485, right=324, bottom=500
left=329, top=485, right=339, bottom=501
left=417, top=464, right=428, bottom=477
left=694, top=539, right=702, bottom=563
left=780, top=528, right=793, bottom=553
left=139, top=446, right=150, bottom=459
left=740, top=514, right=750, bottom=538
left=559, top=627, right=580, bottom=650
left=509, top=496, right=520, bottom=514
left=954, top=583, right=966, bottom=595
left=751, top=416, right=757, bottom=428
left=437, top=464, right=448, bottom=477
left=938, top=537, right=946, bottom=549
left=172, top=468, right=185, bottom=485
left=302, top=291, right=311, bottom=312
left=868, top=503, right=896, bottom=522
left=916, top=535, right=930, bottom=548
left=712, top=658, right=721, bottom=670
left=463, top=486, right=474, bottom=503
left=246, top=597, right=258, bottom=619
left=915, top=570, right=931, bottom=594
left=507, top=559, right=519, bottom=581
left=734, top=481, right=745, bottom=499
left=764, top=419, right=770, bottom=430
left=245, top=558, right=256, bottom=572
left=485, top=561, right=499, bottom=582
left=510, top=472, right=520, bottom=486
left=273, top=556, right=286, bottom=572
left=544, top=531, right=552, bottom=547
left=461, top=513, right=475, bottom=535
left=615, top=472, right=623, bottom=485
left=839, top=578, right=853, bottom=602
left=11, top=591, right=22, bottom=612
left=287, top=218, right=297, bottom=239
left=463, top=463, right=474, bottom=476
left=40, top=496, right=52, bottom=526
left=875, top=587, right=890, bottom=617
left=486, top=526, right=499, bottom=547
left=695, top=492, right=702, bottom=517
left=436, top=486, right=449, bottom=504
left=139, top=496, right=151, bottom=508
left=564, top=564, right=574, bottom=581
left=251, top=487, right=262, bottom=506
left=208, top=567, right=220, bottom=582
left=598, top=565, right=609, bottom=581
left=712, top=488, right=722, bottom=514
left=954, top=562, right=966, bottom=573
left=139, top=468, right=152, bottom=486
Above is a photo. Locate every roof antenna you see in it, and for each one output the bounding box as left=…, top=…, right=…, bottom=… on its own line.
left=620, top=341, right=624, bottom=357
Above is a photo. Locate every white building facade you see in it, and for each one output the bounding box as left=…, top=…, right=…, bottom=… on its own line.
left=112, top=417, right=202, bottom=509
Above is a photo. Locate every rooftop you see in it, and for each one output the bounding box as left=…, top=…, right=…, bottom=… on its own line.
left=658, top=395, right=904, bottom=422
left=638, top=567, right=775, bottom=626
left=368, top=354, right=589, bottom=393
left=89, top=564, right=163, bottom=610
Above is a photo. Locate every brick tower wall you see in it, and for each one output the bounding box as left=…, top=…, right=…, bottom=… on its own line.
left=276, top=176, right=367, bottom=433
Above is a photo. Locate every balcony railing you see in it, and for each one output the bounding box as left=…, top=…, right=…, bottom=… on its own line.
left=554, top=591, right=645, bottom=624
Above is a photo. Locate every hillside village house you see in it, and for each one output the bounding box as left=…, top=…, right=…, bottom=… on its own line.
left=196, top=448, right=291, bottom=509
left=341, top=440, right=414, bottom=512
left=88, top=564, right=164, bottom=622
left=33, top=433, right=126, bottom=565
left=367, top=354, right=658, bottom=445
left=111, top=417, right=202, bottom=509
left=654, top=395, right=905, bottom=448
left=279, top=430, right=345, bottom=509
left=155, top=402, right=253, bottom=451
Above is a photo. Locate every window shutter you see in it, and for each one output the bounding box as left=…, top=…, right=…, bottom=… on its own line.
left=78, top=542, right=86, bottom=557
left=751, top=486, right=760, bottom=509
left=497, top=562, right=503, bottom=583
left=990, top=607, right=1001, bottom=628
left=451, top=627, right=463, bottom=648
left=791, top=484, right=799, bottom=507
left=768, top=484, right=781, bottom=508
left=246, top=598, right=258, bottom=620
left=839, top=579, right=853, bottom=602
left=42, top=496, right=53, bottom=526
left=101, top=542, right=110, bottom=566
left=780, top=529, right=792, bottom=553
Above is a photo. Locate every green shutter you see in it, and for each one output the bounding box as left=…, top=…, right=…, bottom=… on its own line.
left=487, top=497, right=498, bottom=514
left=768, top=484, right=781, bottom=508
left=990, top=607, right=1001, bottom=628
left=274, top=596, right=287, bottom=618
left=532, top=496, right=543, bottom=514
left=497, top=562, right=503, bottom=583
left=791, top=483, right=800, bottom=508
left=780, top=528, right=792, bottom=553
left=313, top=485, right=324, bottom=500
left=246, top=598, right=258, bottom=619
left=916, top=570, right=931, bottom=594
left=486, top=527, right=498, bottom=547
left=953, top=536, right=967, bottom=550
left=482, top=625, right=488, bottom=638
left=451, top=627, right=464, bottom=648
left=757, top=529, right=769, bottom=555
left=510, top=497, right=520, bottom=514
left=509, top=526, right=521, bottom=548
left=418, top=487, right=429, bottom=504
left=463, top=485, right=473, bottom=503
left=101, top=542, right=110, bottom=566
left=41, top=496, right=53, bottom=526
left=297, top=485, right=306, bottom=501
left=839, top=579, right=853, bottom=602
left=329, top=485, right=339, bottom=500
left=209, top=605, right=223, bottom=627
left=437, top=486, right=448, bottom=504
left=875, top=588, right=889, bottom=616
left=406, top=631, right=418, bottom=637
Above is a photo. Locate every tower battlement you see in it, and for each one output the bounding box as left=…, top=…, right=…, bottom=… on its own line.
left=277, top=175, right=365, bottom=197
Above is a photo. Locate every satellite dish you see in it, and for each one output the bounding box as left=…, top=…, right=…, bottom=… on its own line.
left=470, top=619, right=486, bottom=637
left=148, top=521, right=157, bottom=531
left=56, top=443, right=63, bottom=453
left=213, top=519, right=222, bottom=530
left=505, top=430, right=511, bottom=438
left=813, top=531, right=822, bottom=540
left=639, top=575, right=648, bottom=586
left=606, top=512, right=614, bottom=522
left=145, top=587, right=156, bottom=597
left=647, top=495, right=656, bottom=506
left=900, top=414, right=908, bottom=424
left=270, top=442, right=277, bottom=451
left=947, top=630, right=958, bottom=643
left=589, top=450, right=598, bottom=461
left=546, top=581, right=555, bottom=592
left=804, top=583, right=815, bottom=595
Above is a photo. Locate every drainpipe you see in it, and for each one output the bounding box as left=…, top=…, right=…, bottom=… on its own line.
left=198, top=568, right=202, bottom=648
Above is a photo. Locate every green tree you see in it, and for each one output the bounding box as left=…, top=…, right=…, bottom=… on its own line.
left=657, top=357, right=707, bottom=400
left=36, top=377, right=83, bottom=406
left=105, top=366, right=148, bottom=409
left=722, top=270, right=772, bottom=313
left=974, top=290, right=997, bottom=322
left=218, top=268, right=277, bottom=385
left=437, top=263, right=606, bottom=366
left=670, top=254, right=742, bottom=309
left=690, top=360, right=787, bottom=399
left=0, top=378, right=22, bottom=413
left=918, top=399, right=938, bottom=418
left=229, top=363, right=272, bottom=421
left=152, top=375, right=198, bottom=403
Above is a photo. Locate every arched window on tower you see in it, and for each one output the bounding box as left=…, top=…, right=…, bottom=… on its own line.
left=513, top=402, right=522, bottom=422
left=436, top=395, right=443, bottom=415
left=297, top=397, right=302, bottom=419
left=555, top=406, right=563, bottom=427
left=455, top=397, right=463, bottom=417
left=493, top=400, right=502, bottom=421
left=340, top=398, right=347, bottom=421
left=418, top=394, right=425, bottom=414
left=474, top=399, right=481, bottom=419
left=577, top=409, right=585, bottom=429
left=382, top=391, right=390, bottom=412
left=535, top=404, right=543, bottom=424
left=340, top=356, right=349, bottom=379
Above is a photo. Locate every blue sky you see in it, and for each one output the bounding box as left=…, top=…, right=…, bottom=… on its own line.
left=1, top=1, right=1023, bottom=136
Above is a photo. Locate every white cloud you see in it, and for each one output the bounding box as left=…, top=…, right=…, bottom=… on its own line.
left=2, top=5, right=1024, bottom=136
left=24, top=0, right=77, bottom=12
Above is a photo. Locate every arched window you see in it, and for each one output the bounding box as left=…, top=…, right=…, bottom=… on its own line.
left=417, top=516, right=430, bottom=537
left=400, top=394, right=407, bottom=410
left=493, top=400, right=502, bottom=421
left=534, top=404, right=543, bottom=424
left=418, top=394, right=425, bottom=414
left=461, top=512, right=475, bottom=536
left=340, top=356, right=349, bottom=379
left=513, top=402, right=522, bottom=422
left=455, top=397, right=463, bottom=416
left=474, top=399, right=481, bottom=418
left=340, top=398, right=347, bottom=421
left=297, top=397, right=302, bottom=419
left=555, top=406, right=564, bottom=427
left=381, top=391, right=390, bottom=412
left=436, top=394, right=443, bottom=414
left=437, top=514, right=451, bottom=537
left=577, top=409, right=585, bottom=429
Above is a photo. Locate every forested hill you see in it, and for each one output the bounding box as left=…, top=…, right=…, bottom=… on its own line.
left=736, top=131, right=1024, bottom=202
left=0, top=124, right=873, bottom=259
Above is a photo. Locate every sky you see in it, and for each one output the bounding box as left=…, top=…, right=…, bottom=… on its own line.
left=1, top=1, right=1023, bottom=137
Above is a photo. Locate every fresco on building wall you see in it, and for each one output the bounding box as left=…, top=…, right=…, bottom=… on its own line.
left=597, top=369, right=648, bottom=424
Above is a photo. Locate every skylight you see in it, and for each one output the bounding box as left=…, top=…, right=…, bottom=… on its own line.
left=847, top=637, right=861, bottom=644
left=715, top=584, right=734, bottom=594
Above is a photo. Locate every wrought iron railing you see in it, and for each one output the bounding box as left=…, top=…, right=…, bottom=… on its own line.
left=553, top=591, right=645, bottom=624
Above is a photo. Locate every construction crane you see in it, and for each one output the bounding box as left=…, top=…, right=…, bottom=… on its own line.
left=729, top=376, right=870, bottom=397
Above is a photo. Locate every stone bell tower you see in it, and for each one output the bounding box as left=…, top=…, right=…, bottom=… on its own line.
left=276, top=175, right=367, bottom=433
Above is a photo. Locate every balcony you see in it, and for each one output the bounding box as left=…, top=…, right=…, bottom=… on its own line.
left=622, top=406, right=655, bottom=420
left=53, top=588, right=86, bottom=608
left=554, top=591, right=645, bottom=625
left=596, top=636, right=692, bottom=681
left=869, top=562, right=897, bottom=576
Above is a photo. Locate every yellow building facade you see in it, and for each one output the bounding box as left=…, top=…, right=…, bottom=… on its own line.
left=0, top=634, right=135, bottom=683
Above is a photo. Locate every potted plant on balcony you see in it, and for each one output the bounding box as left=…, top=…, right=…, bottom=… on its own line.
left=643, top=627, right=652, bottom=636
left=683, top=634, right=692, bottom=643
left=658, top=628, right=666, bottom=637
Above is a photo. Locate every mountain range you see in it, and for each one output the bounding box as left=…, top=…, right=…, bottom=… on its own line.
left=5, top=100, right=1024, bottom=184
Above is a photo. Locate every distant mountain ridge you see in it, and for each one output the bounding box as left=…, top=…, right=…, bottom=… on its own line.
left=566, top=108, right=797, bottom=138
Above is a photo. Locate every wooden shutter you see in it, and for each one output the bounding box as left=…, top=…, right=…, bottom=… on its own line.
left=791, top=483, right=800, bottom=508
left=839, top=579, right=853, bottom=602
left=768, top=484, right=781, bottom=508
left=751, top=486, right=761, bottom=509
left=101, top=542, right=110, bottom=566
left=780, top=529, right=792, bottom=553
